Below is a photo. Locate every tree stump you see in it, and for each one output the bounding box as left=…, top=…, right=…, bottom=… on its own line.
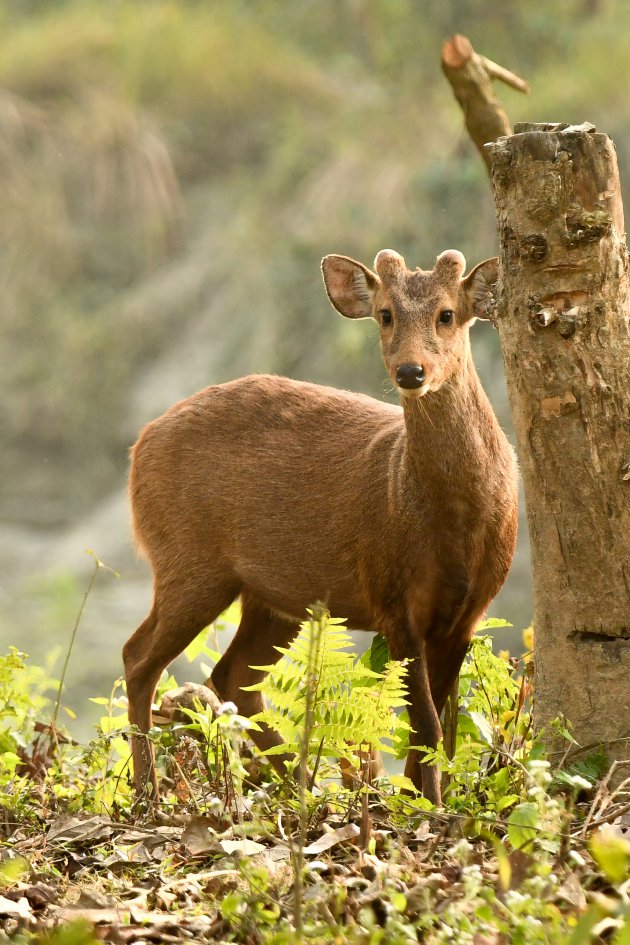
left=486, top=123, right=630, bottom=765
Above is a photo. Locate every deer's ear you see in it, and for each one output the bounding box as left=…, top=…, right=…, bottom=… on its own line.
left=321, top=255, right=379, bottom=319
left=461, top=257, right=499, bottom=321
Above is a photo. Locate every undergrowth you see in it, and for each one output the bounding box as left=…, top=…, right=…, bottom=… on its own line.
left=1, top=606, right=629, bottom=944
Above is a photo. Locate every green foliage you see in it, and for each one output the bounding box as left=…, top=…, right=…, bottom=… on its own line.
left=0, top=647, right=56, bottom=788
left=0, top=645, right=135, bottom=815
left=590, top=829, right=630, bottom=885
left=249, top=610, right=410, bottom=774
left=176, top=698, right=260, bottom=807
left=419, top=628, right=534, bottom=819
left=1, top=606, right=628, bottom=943
left=83, top=676, right=133, bottom=811
left=21, top=920, right=102, bottom=945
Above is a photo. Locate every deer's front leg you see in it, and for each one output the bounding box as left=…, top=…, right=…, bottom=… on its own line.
left=387, top=626, right=442, bottom=805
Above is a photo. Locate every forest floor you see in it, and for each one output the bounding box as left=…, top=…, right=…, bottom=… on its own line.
left=2, top=616, right=630, bottom=944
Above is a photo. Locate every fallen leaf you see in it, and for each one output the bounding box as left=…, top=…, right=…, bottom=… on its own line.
left=181, top=816, right=220, bottom=856
left=5, top=883, right=58, bottom=910
left=56, top=907, right=126, bottom=925
left=0, top=894, right=33, bottom=919
left=303, top=823, right=360, bottom=855
left=557, top=872, right=587, bottom=910
left=219, top=838, right=267, bottom=856
left=47, top=814, right=113, bottom=844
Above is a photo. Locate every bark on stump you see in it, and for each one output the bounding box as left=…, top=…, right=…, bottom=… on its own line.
left=487, top=123, right=630, bottom=765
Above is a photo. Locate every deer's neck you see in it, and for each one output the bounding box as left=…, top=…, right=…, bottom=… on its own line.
left=401, top=356, right=507, bottom=495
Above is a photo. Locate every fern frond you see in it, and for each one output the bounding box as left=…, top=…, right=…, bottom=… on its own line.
left=254, top=610, right=409, bottom=771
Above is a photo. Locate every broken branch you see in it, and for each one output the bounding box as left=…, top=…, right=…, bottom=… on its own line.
left=441, top=34, right=529, bottom=173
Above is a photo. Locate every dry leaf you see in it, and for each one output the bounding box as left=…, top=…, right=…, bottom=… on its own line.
left=180, top=816, right=220, bottom=856
left=219, top=838, right=266, bottom=856
left=47, top=814, right=113, bottom=844
left=303, top=823, right=360, bottom=855
left=0, top=894, right=33, bottom=919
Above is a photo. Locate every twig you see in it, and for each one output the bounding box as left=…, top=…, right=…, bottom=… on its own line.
left=507, top=674, right=529, bottom=757
left=481, top=56, right=530, bottom=93
left=472, top=649, right=498, bottom=726
left=293, top=606, right=325, bottom=935
left=580, top=761, right=624, bottom=838
left=309, top=735, right=325, bottom=792
left=50, top=552, right=116, bottom=765
left=577, top=799, right=630, bottom=834
left=579, top=766, right=630, bottom=838
left=549, top=737, right=630, bottom=762
left=170, top=756, right=201, bottom=814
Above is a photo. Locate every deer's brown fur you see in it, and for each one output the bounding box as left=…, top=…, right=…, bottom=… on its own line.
left=124, top=248, right=518, bottom=804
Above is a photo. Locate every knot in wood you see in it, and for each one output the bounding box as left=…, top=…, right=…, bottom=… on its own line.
left=521, top=234, right=549, bottom=262
left=564, top=207, right=612, bottom=247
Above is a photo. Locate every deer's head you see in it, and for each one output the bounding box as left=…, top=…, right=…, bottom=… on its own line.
left=322, top=249, right=498, bottom=398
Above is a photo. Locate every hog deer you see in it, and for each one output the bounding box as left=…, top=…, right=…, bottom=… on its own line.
left=123, top=248, right=518, bottom=805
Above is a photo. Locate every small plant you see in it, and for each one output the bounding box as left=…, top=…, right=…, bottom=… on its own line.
left=419, top=625, right=534, bottom=819
left=83, top=676, right=133, bottom=811
left=177, top=698, right=258, bottom=808
left=249, top=608, right=410, bottom=782
left=0, top=647, right=57, bottom=807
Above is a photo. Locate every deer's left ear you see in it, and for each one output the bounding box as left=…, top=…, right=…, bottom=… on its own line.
left=322, top=255, right=380, bottom=320
left=461, top=257, right=499, bottom=321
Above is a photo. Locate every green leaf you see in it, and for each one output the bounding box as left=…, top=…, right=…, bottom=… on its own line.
left=391, top=892, right=407, bottom=912
left=507, top=802, right=538, bottom=850
left=496, top=793, right=520, bottom=812
left=184, top=627, right=213, bottom=662
left=388, top=774, right=417, bottom=793
left=478, top=618, right=513, bottom=630
left=0, top=856, right=29, bottom=885
left=468, top=711, right=495, bottom=746
left=612, top=915, right=630, bottom=945
left=221, top=893, right=243, bottom=919
left=367, top=633, right=390, bottom=674
left=217, top=599, right=242, bottom=626
left=489, top=766, right=510, bottom=794
left=493, top=840, right=511, bottom=891
left=589, top=829, right=630, bottom=884
left=567, top=905, right=609, bottom=945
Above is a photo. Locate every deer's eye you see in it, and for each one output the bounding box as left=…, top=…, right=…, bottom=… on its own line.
left=439, top=309, right=455, bottom=325
left=380, top=309, right=393, bottom=326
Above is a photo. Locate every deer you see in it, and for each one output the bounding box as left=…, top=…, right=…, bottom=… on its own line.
left=123, top=247, right=518, bottom=806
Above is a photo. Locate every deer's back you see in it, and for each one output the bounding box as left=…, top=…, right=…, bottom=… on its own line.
left=130, top=375, right=408, bottom=624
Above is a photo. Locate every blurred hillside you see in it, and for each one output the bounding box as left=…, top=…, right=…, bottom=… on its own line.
left=1, top=0, right=629, bottom=719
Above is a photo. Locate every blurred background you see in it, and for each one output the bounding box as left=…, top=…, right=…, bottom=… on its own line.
left=1, top=0, right=629, bottom=732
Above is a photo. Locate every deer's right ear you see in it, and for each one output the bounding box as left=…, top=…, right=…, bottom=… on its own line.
left=321, top=255, right=379, bottom=319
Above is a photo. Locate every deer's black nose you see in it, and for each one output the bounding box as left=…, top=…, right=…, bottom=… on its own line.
left=396, top=363, right=426, bottom=389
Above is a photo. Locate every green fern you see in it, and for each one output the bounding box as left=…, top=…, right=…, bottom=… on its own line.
left=246, top=610, right=410, bottom=772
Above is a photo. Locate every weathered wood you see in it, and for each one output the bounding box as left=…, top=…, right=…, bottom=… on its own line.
left=441, top=35, right=528, bottom=173
left=486, top=124, right=630, bottom=760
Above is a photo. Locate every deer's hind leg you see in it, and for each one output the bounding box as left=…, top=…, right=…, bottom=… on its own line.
left=124, top=572, right=239, bottom=799
left=209, top=593, right=299, bottom=777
